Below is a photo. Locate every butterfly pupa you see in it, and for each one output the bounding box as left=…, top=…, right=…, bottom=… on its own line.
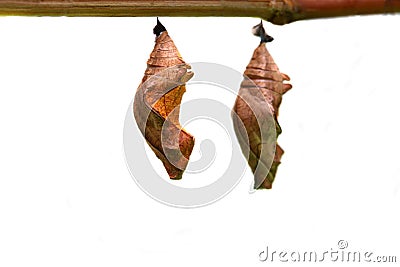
left=133, top=18, right=195, bottom=180
left=232, top=21, right=292, bottom=189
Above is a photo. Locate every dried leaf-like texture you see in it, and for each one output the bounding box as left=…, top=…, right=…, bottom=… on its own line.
left=134, top=30, right=194, bottom=180
left=233, top=43, right=292, bottom=189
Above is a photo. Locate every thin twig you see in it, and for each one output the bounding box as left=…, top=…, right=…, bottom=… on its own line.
left=0, top=0, right=399, bottom=25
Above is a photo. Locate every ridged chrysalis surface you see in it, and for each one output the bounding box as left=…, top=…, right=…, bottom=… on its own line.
left=233, top=22, right=292, bottom=189
left=133, top=20, right=194, bottom=180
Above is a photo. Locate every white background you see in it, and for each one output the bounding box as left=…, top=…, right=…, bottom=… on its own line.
left=0, top=15, right=399, bottom=266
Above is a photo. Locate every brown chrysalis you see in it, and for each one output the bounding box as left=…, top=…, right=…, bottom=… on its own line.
left=133, top=18, right=194, bottom=179
left=232, top=21, right=292, bottom=189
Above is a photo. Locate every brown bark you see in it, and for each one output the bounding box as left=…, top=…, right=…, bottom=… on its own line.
left=294, top=0, right=400, bottom=22
left=0, top=0, right=399, bottom=25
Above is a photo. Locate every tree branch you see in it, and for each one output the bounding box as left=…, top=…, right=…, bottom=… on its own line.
left=0, top=0, right=399, bottom=25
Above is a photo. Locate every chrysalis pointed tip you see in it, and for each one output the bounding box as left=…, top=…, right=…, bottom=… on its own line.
left=153, top=17, right=167, bottom=37
left=252, top=20, right=274, bottom=44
